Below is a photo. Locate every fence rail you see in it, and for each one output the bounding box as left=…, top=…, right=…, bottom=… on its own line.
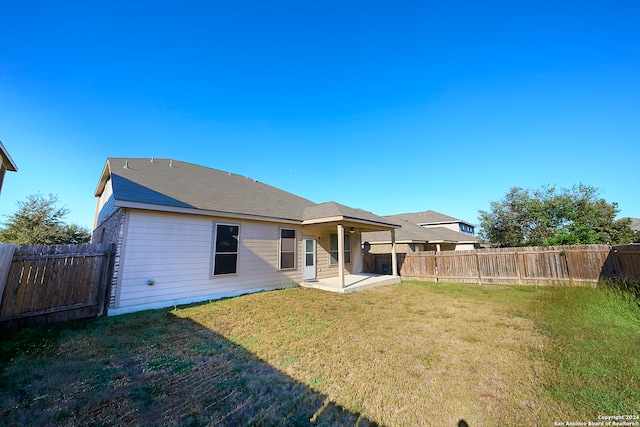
left=0, top=243, right=115, bottom=330
left=364, top=244, right=640, bottom=286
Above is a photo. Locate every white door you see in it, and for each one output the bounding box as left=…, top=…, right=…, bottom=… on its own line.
left=302, top=238, right=316, bottom=280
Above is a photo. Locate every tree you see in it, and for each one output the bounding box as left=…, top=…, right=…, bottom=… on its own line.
left=478, top=184, right=639, bottom=247
left=0, top=193, right=91, bottom=245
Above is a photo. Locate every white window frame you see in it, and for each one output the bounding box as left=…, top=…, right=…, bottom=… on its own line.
left=279, top=228, right=296, bottom=270
left=211, top=222, right=240, bottom=276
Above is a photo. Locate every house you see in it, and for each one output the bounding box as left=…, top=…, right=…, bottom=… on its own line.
left=0, top=140, right=18, bottom=195
left=392, top=210, right=475, bottom=235
left=92, top=158, right=400, bottom=315
left=626, top=217, right=640, bottom=233
left=362, top=210, right=479, bottom=253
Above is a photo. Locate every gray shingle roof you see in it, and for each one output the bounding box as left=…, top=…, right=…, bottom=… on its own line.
left=626, top=217, right=640, bottom=232
left=362, top=217, right=478, bottom=244
left=391, top=210, right=467, bottom=225
left=303, top=202, right=397, bottom=227
left=97, top=158, right=396, bottom=228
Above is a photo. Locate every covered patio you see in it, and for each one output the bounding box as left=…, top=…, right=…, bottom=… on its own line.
left=300, top=202, right=400, bottom=290
left=300, top=273, right=401, bottom=294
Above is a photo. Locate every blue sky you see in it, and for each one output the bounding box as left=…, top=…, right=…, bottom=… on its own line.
left=1, top=1, right=639, bottom=231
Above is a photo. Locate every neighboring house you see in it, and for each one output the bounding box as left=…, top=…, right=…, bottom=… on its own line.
left=92, top=158, right=399, bottom=315
left=0, top=140, right=18, bottom=195
left=392, top=210, right=475, bottom=235
left=626, top=217, right=640, bottom=233
left=362, top=210, right=479, bottom=253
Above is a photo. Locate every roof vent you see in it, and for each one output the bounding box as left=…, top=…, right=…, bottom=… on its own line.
left=169, top=159, right=174, bottom=167
left=150, top=157, right=155, bottom=163
left=124, top=160, right=130, bottom=169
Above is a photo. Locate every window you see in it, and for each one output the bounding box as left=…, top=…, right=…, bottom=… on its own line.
left=212, top=223, right=239, bottom=275
left=280, top=228, right=296, bottom=269
left=459, top=224, right=474, bottom=234
left=329, top=233, right=351, bottom=265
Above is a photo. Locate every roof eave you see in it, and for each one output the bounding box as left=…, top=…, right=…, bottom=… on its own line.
left=302, top=215, right=399, bottom=230
left=0, top=140, right=18, bottom=172
left=94, top=160, right=112, bottom=196
left=114, top=200, right=302, bottom=225
left=366, top=239, right=427, bottom=244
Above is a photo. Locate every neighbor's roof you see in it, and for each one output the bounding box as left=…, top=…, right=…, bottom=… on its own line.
left=0, top=140, right=18, bottom=172
left=362, top=217, right=479, bottom=244
left=95, top=157, right=397, bottom=228
left=626, top=217, right=640, bottom=232
left=391, top=210, right=472, bottom=226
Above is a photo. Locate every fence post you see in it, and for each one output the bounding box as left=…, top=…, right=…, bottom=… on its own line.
left=0, top=244, right=17, bottom=307
left=563, top=251, right=572, bottom=285
left=611, top=246, right=623, bottom=280
left=97, top=243, right=116, bottom=316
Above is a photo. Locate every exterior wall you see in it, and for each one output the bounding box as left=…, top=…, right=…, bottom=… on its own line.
left=425, top=243, right=457, bottom=251
left=111, top=210, right=304, bottom=314
left=94, top=178, right=116, bottom=228
left=370, top=242, right=471, bottom=253
left=311, top=228, right=363, bottom=280
left=454, top=242, right=477, bottom=251
left=420, top=223, right=459, bottom=233
left=91, top=208, right=127, bottom=310
left=420, top=222, right=475, bottom=235
left=368, top=243, right=413, bottom=254
left=92, top=207, right=124, bottom=245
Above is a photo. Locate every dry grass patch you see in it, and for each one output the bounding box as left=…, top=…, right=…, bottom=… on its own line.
left=2, top=280, right=597, bottom=426
left=172, top=281, right=576, bottom=426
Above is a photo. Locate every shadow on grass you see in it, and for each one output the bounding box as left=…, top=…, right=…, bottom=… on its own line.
left=0, top=308, right=381, bottom=426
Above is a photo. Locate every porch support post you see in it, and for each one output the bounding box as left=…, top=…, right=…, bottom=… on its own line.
left=337, top=224, right=345, bottom=288
left=391, top=228, right=398, bottom=277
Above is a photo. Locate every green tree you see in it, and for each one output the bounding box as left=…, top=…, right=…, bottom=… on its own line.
left=0, top=193, right=91, bottom=245
left=478, top=184, right=639, bottom=247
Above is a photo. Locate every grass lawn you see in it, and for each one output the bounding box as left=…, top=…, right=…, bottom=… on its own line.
left=1, top=280, right=638, bottom=426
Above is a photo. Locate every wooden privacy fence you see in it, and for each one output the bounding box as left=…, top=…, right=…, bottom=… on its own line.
left=364, top=244, right=640, bottom=286
left=0, top=243, right=115, bottom=330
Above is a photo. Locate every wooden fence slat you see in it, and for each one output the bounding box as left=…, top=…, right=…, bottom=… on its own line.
left=0, top=243, right=115, bottom=330
left=364, top=244, right=639, bottom=287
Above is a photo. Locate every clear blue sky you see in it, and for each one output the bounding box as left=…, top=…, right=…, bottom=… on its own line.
left=1, top=1, right=639, bottom=231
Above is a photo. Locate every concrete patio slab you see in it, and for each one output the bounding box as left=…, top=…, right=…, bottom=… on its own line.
left=300, top=273, right=401, bottom=294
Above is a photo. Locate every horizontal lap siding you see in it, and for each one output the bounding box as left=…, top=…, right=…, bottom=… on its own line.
left=116, top=211, right=301, bottom=310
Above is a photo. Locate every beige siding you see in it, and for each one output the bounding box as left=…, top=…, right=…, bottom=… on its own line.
left=369, top=243, right=413, bottom=254
left=94, top=178, right=115, bottom=227
left=312, top=228, right=362, bottom=280
left=421, top=223, right=459, bottom=233
left=454, top=243, right=477, bottom=251
left=113, top=210, right=302, bottom=314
